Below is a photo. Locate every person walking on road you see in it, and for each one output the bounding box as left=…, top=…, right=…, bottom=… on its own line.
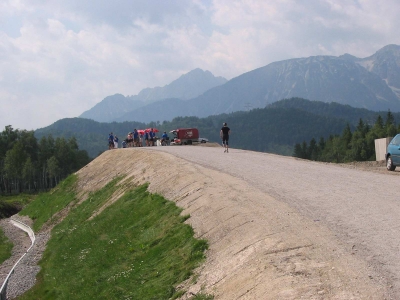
left=220, top=122, right=231, bottom=153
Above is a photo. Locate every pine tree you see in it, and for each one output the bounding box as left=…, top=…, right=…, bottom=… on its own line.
left=385, top=110, right=397, bottom=137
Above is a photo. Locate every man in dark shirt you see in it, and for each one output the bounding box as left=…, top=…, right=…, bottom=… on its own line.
left=144, top=131, right=149, bottom=146
left=220, top=122, right=231, bottom=153
left=149, top=128, right=155, bottom=146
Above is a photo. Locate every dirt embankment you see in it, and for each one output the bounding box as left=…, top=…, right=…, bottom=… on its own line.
left=75, top=148, right=389, bottom=299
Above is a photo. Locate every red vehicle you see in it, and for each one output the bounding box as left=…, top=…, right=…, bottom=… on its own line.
left=170, top=128, right=199, bottom=145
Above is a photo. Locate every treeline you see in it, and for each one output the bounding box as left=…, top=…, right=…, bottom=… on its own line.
left=0, top=125, right=91, bottom=194
left=293, top=112, right=399, bottom=162
left=35, top=118, right=147, bottom=157
left=35, top=98, right=400, bottom=158
left=34, top=102, right=353, bottom=157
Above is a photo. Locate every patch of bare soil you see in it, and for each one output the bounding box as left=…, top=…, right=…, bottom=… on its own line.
left=338, top=159, right=400, bottom=174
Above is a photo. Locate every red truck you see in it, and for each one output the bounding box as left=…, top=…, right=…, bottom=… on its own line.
left=170, top=128, right=199, bottom=145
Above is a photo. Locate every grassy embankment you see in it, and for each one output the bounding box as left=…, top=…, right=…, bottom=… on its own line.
left=16, top=175, right=211, bottom=300
left=0, top=194, right=34, bottom=264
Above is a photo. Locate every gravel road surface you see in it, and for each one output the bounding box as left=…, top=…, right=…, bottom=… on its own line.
left=149, top=145, right=400, bottom=298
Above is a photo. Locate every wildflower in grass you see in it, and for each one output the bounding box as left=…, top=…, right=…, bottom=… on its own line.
left=79, top=248, right=91, bottom=261
left=68, top=225, right=78, bottom=233
left=106, top=267, right=134, bottom=282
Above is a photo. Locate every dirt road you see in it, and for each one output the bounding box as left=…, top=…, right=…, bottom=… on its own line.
left=146, top=145, right=400, bottom=299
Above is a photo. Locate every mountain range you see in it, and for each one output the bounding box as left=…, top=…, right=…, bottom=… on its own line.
left=79, top=44, right=400, bottom=124
left=79, top=68, right=227, bottom=122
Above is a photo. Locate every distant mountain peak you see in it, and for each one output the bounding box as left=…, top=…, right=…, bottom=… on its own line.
left=375, top=44, right=400, bottom=54
left=174, top=68, right=225, bottom=82
left=80, top=69, right=227, bottom=122
left=186, top=68, right=209, bottom=74
left=135, top=68, right=227, bottom=101
left=357, top=44, right=400, bottom=91
left=339, top=53, right=360, bottom=62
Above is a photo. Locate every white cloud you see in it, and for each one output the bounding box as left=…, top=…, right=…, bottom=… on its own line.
left=0, top=0, right=400, bottom=130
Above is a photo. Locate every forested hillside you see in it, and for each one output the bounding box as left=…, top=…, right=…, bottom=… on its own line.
left=0, top=125, right=90, bottom=194
left=162, top=108, right=350, bottom=154
left=35, top=118, right=148, bottom=158
left=35, top=98, right=400, bottom=159
left=267, top=98, right=400, bottom=124
left=294, top=112, right=400, bottom=163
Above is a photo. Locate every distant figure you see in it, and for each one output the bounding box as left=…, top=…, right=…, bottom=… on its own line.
left=114, top=135, right=119, bottom=148
left=108, top=132, right=114, bottom=150
left=161, top=131, right=169, bottom=146
left=149, top=128, right=155, bottom=146
left=139, top=133, right=143, bottom=147
left=133, top=129, right=139, bottom=147
left=127, top=132, right=133, bottom=147
left=220, top=122, right=231, bottom=153
left=122, top=140, right=127, bottom=148
left=144, top=131, right=149, bottom=146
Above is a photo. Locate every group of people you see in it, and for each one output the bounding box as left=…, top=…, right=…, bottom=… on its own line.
left=108, top=122, right=231, bottom=151
left=108, top=128, right=170, bottom=149
left=125, top=129, right=144, bottom=147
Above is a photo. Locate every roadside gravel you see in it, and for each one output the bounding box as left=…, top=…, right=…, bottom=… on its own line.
left=0, top=215, right=50, bottom=299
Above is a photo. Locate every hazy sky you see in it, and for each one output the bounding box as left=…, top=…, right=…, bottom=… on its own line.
left=1, top=0, right=399, bottom=130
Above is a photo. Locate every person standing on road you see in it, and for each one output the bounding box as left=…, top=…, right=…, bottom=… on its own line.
left=108, top=132, right=114, bottom=150
left=139, top=133, right=143, bottom=147
left=133, top=129, right=139, bottom=147
left=149, top=128, right=155, bottom=146
left=144, top=131, right=149, bottom=146
left=220, top=122, right=231, bottom=153
left=127, top=132, right=133, bottom=147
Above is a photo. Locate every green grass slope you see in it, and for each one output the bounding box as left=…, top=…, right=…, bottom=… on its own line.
left=0, top=229, right=12, bottom=264
left=18, top=176, right=208, bottom=300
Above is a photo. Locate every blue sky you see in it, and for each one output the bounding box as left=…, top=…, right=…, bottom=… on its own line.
left=1, top=0, right=399, bottom=130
